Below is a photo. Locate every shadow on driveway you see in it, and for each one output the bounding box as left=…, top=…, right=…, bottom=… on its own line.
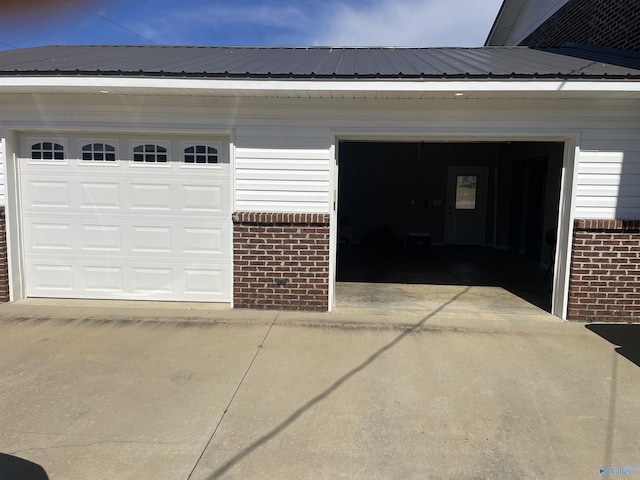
left=586, top=323, right=640, bottom=367
left=0, top=453, right=49, bottom=480
left=197, top=287, right=472, bottom=479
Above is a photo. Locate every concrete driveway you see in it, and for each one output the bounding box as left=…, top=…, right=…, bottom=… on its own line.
left=0, top=291, right=639, bottom=480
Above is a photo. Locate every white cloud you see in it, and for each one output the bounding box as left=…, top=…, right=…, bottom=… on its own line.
left=127, top=3, right=314, bottom=45
left=312, top=0, right=502, bottom=47
left=124, top=0, right=502, bottom=47
left=173, top=4, right=310, bottom=30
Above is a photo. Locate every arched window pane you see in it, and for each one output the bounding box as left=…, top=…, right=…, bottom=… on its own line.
left=32, top=142, right=64, bottom=161
left=133, top=144, right=167, bottom=163
left=183, top=145, right=218, bottom=164
left=82, top=143, right=116, bottom=161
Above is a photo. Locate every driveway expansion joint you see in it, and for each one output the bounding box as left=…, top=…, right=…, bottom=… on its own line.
left=185, top=312, right=280, bottom=480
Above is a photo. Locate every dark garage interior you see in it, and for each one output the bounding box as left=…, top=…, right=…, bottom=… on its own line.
left=336, top=140, right=564, bottom=312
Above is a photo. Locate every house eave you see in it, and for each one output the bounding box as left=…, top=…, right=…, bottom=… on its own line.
left=485, top=0, right=526, bottom=46
left=0, top=76, right=639, bottom=100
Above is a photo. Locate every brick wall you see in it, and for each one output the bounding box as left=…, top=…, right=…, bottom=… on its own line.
left=0, top=206, right=9, bottom=302
left=522, top=0, right=640, bottom=51
left=568, top=219, right=640, bottom=322
left=232, top=212, right=330, bottom=311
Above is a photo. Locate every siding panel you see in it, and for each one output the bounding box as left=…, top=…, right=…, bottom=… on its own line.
left=576, top=196, right=640, bottom=208
left=576, top=174, right=640, bottom=186
left=235, top=129, right=331, bottom=213
left=238, top=149, right=329, bottom=160
left=236, top=159, right=329, bottom=171
left=574, top=207, right=640, bottom=219
left=235, top=200, right=328, bottom=212
left=236, top=169, right=329, bottom=181
left=576, top=185, right=619, bottom=198
left=236, top=179, right=329, bottom=192
left=575, top=134, right=640, bottom=220
left=578, top=164, right=640, bottom=176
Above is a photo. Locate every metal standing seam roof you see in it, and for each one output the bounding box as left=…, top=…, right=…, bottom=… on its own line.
left=0, top=45, right=639, bottom=79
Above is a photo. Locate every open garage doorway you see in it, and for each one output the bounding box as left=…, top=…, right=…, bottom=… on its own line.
left=335, top=140, right=565, bottom=314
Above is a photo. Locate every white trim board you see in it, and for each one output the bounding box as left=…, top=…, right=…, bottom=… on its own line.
left=1, top=77, right=639, bottom=96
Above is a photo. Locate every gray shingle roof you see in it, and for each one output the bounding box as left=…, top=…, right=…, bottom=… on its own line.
left=0, top=45, right=639, bottom=79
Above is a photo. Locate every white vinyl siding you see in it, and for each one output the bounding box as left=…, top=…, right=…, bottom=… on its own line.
left=575, top=135, right=640, bottom=220
left=235, top=129, right=331, bottom=213
left=0, top=96, right=638, bottom=221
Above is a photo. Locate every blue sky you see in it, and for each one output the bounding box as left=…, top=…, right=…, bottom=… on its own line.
left=0, top=0, right=504, bottom=51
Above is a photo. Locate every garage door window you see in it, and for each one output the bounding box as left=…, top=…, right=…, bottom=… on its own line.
left=133, top=144, right=168, bottom=163
left=184, top=145, right=218, bottom=164
left=31, top=142, right=64, bottom=161
left=82, top=143, right=116, bottom=162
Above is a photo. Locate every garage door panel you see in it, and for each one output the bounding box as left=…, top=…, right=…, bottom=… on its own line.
left=23, top=180, right=71, bottom=209
left=80, top=182, right=121, bottom=209
left=85, top=265, right=124, bottom=293
left=81, top=225, right=122, bottom=252
left=27, top=263, right=75, bottom=293
left=22, top=176, right=231, bottom=215
left=22, top=218, right=232, bottom=259
left=182, top=227, right=226, bottom=254
left=184, top=269, right=224, bottom=295
left=20, top=136, right=232, bottom=302
left=28, top=223, right=73, bottom=251
left=130, top=183, right=173, bottom=211
left=181, top=184, right=225, bottom=212
left=25, top=258, right=231, bottom=301
left=132, top=226, right=173, bottom=253
left=23, top=247, right=233, bottom=302
left=132, top=266, right=173, bottom=294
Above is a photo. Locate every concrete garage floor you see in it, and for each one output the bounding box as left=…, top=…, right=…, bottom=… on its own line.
left=336, top=245, right=554, bottom=312
left=334, top=283, right=552, bottom=320
left=0, top=300, right=639, bottom=480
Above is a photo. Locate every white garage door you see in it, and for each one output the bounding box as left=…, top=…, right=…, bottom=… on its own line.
left=19, top=134, right=232, bottom=302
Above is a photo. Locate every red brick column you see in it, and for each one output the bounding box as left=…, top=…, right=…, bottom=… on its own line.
left=232, top=212, right=330, bottom=311
left=568, top=219, right=640, bottom=322
left=0, top=206, right=9, bottom=302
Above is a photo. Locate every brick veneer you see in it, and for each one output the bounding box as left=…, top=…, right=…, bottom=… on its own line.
left=521, top=0, right=640, bottom=51
left=0, top=206, right=9, bottom=302
left=568, top=219, right=640, bottom=322
left=232, top=212, right=330, bottom=311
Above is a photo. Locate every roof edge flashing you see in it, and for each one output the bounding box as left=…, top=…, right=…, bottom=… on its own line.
left=0, top=76, right=639, bottom=94
left=0, top=71, right=639, bottom=81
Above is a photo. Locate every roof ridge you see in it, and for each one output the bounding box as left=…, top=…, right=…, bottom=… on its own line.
left=38, top=44, right=534, bottom=51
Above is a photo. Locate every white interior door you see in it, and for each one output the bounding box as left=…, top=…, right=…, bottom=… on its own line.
left=446, top=166, right=488, bottom=245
